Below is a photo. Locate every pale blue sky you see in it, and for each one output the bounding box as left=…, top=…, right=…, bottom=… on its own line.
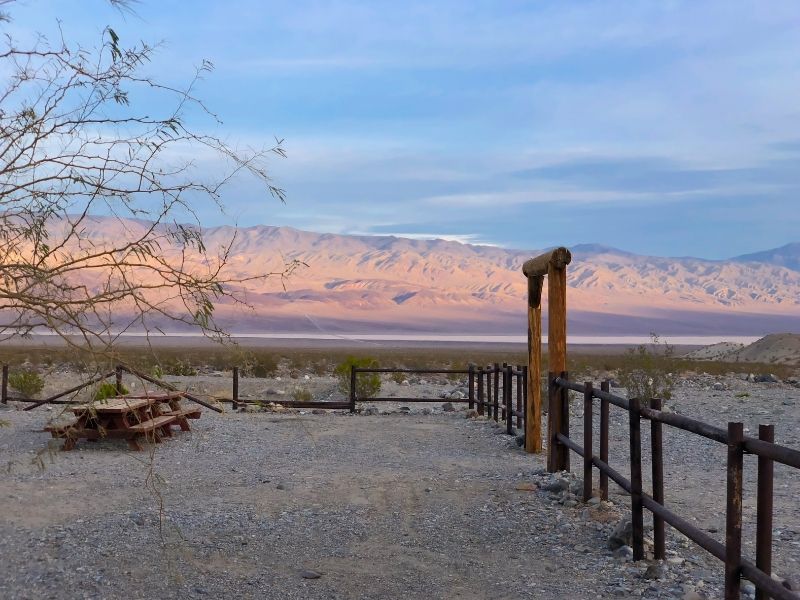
left=6, top=0, right=800, bottom=258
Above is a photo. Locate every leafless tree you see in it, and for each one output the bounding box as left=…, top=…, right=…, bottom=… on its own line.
left=0, top=1, right=296, bottom=356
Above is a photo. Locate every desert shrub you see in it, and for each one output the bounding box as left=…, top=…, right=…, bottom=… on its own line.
left=291, top=387, right=313, bottom=402
left=8, top=369, right=44, bottom=398
left=310, top=360, right=330, bottom=376
left=93, top=381, right=130, bottom=401
left=616, top=333, right=675, bottom=401
left=334, top=356, right=381, bottom=399
left=151, top=364, right=164, bottom=379
left=389, top=371, right=406, bottom=384
left=246, top=355, right=279, bottom=378
left=161, top=359, right=197, bottom=377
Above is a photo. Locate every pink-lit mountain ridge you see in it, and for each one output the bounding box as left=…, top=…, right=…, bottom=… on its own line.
left=46, top=218, right=800, bottom=335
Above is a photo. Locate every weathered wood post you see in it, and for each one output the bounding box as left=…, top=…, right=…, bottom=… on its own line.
left=522, top=247, right=571, bottom=466
left=755, top=424, right=774, bottom=600
left=232, top=366, right=240, bottom=410
left=349, top=366, right=357, bottom=413
left=583, top=381, right=593, bottom=502
left=650, top=397, right=666, bottom=560
left=505, top=365, right=513, bottom=435
left=600, top=380, right=610, bottom=500
left=1, top=364, right=8, bottom=404
left=467, top=364, right=475, bottom=410
left=115, top=365, right=123, bottom=395
left=629, top=397, right=645, bottom=561
left=725, top=422, right=744, bottom=600
left=493, top=363, right=500, bottom=422
left=476, top=367, right=484, bottom=416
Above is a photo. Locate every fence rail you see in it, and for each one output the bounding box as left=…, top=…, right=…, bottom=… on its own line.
left=551, top=374, right=800, bottom=600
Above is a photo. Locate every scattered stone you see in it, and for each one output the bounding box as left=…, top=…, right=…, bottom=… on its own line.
left=300, top=570, right=321, bottom=579
left=608, top=519, right=633, bottom=550
left=465, top=409, right=478, bottom=419
left=362, top=406, right=379, bottom=416
left=612, top=545, right=634, bottom=561
left=441, top=402, right=455, bottom=412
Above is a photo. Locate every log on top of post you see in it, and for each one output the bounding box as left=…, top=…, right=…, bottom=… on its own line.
left=521, top=246, right=572, bottom=278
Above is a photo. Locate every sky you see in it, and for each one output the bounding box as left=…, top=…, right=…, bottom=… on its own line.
left=5, top=0, right=800, bottom=258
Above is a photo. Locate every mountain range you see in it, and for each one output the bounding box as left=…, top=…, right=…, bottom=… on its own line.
left=22, top=218, right=800, bottom=336
left=185, top=224, right=800, bottom=336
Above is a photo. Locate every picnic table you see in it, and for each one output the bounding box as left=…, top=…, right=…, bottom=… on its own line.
left=44, top=393, right=201, bottom=451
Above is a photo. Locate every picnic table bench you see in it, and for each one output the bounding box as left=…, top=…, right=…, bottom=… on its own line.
left=44, top=393, right=201, bottom=451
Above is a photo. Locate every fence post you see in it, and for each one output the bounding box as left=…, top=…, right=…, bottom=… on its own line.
left=650, top=397, right=665, bottom=560
left=559, top=371, right=570, bottom=471
left=629, top=397, right=645, bottom=560
left=477, top=367, right=484, bottom=416
left=505, top=365, right=513, bottom=435
left=516, top=366, right=523, bottom=429
left=583, top=381, right=593, bottom=502
left=725, top=422, right=744, bottom=600
left=232, top=366, right=239, bottom=410
left=526, top=275, right=543, bottom=454
left=755, top=424, right=774, bottom=600
left=1, top=364, right=8, bottom=404
left=493, top=363, right=500, bottom=422
left=547, top=372, right=559, bottom=472
left=115, top=365, right=123, bottom=395
left=468, top=364, right=475, bottom=410
left=600, top=380, right=610, bottom=500
left=349, top=366, right=357, bottom=413
left=501, top=363, right=507, bottom=421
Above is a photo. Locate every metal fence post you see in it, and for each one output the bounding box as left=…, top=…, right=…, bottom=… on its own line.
left=629, top=397, right=645, bottom=560
left=583, top=381, right=593, bottom=502
left=547, top=372, right=559, bottom=472
left=493, top=363, right=500, bottom=421
left=755, top=424, right=774, bottom=600
left=725, top=422, right=744, bottom=600
left=516, top=366, right=523, bottom=429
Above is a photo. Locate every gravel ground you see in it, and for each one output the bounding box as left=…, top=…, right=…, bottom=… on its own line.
left=1, top=371, right=799, bottom=599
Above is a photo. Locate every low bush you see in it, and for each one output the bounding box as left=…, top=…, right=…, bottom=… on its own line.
left=8, top=369, right=44, bottom=398
left=291, top=387, right=313, bottom=402
left=616, top=333, right=675, bottom=400
left=93, top=381, right=130, bottom=401
left=334, top=356, right=381, bottom=399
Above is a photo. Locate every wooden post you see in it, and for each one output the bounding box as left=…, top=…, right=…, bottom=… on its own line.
left=526, top=275, right=543, bottom=453
left=629, top=397, right=645, bottom=561
left=232, top=366, right=239, bottom=410
left=1, top=364, right=8, bottom=404
left=549, top=258, right=569, bottom=472
left=755, top=424, right=774, bottom=600
left=493, top=363, right=500, bottom=422
left=583, top=381, right=593, bottom=502
left=349, top=366, right=357, bottom=413
left=505, top=365, right=513, bottom=435
left=515, top=366, right=523, bottom=429
left=467, top=364, right=475, bottom=410
left=547, top=374, right=559, bottom=472
left=725, top=422, right=744, bottom=600
left=501, top=362, right=508, bottom=421
left=600, top=380, right=610, bottom=500
left=477, top=367, right=484, bottom=416
left=115, top=365, right=123, bottom=395
left=486, top=366, right=492, bottom=418
left=650, top=397, right=666, bottom=560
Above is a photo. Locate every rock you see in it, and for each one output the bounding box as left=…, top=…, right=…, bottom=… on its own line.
left=465, top=409, right=478, bottom=419
left=755, top=373, right=779, bottom=383
left=743, top=581, right=755, bottom=597
left=712, top=382, right=725, bottom=391
left=612, top=545, right=633, bottom=561
left=542, top=479, right=569, bottom=493
left=399, top=406, right=411, bottom=413
left=515, top=435, right=525, bottom=447
left=683, top=591, right=704, bottom=600
left=783, top=576, right=798, bottom=591
left=300, top=569, right=321, bottom=579
left=447, top=390, right=464, bottom=400
left=587, top=496, right=601, bottom=506
left=400, top=380, right=410, bottom=386
left=276, top=483, right=286, bottom=490
left=441, top=402, right=455, bottom=412
left=644, top=563, right=666, bottom=579
left=312, top=409, right=325, bottom=415
left=608, top=519, right=633, bottom=550
left=420, top=408, right=432, bottom=415
left=362, top=406, right=379, bottom=416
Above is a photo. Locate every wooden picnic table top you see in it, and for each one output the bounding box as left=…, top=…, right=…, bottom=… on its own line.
left=115, top=392, right=185, bottom=402
left=70, top=397, right=155, bottom=414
